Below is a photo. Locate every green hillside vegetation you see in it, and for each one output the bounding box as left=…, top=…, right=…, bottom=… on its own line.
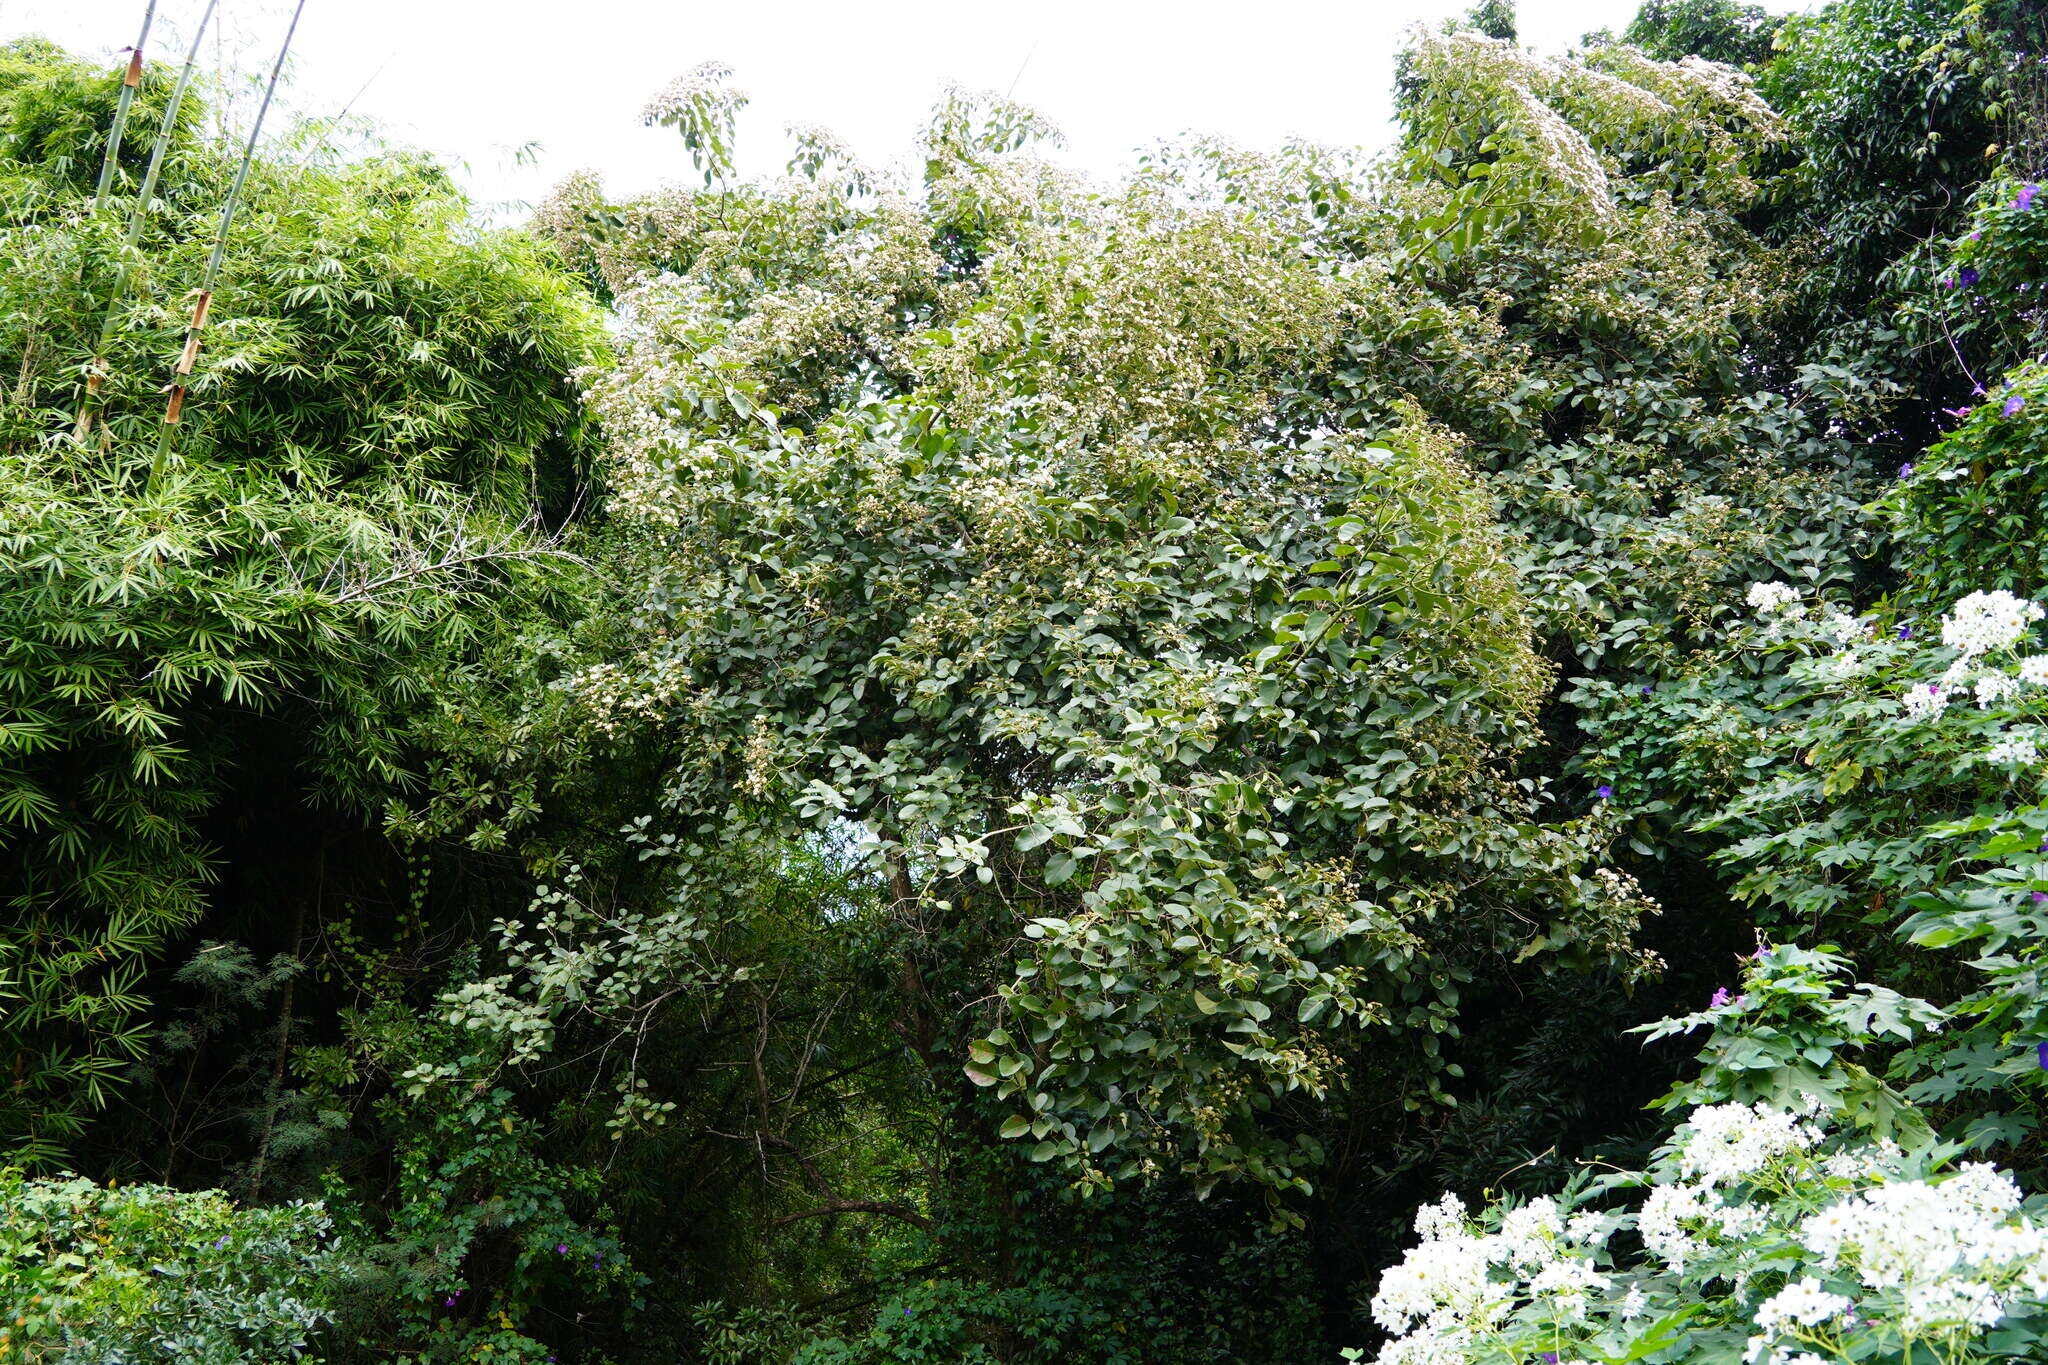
left=4, top=2, right=2048, bottom=1361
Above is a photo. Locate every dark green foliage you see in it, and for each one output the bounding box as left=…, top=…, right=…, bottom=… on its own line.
left=1462, top=0, right=1517, bottom=44
left=1623, top=0, right=1781, bottom=68
left=321, top=999, right=636, bottom=1365
left=1885, top=362, right=2048, bottom=607
left=1756, top=0, right=2045, bottom=344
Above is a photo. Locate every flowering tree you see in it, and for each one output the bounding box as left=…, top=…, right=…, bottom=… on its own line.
left=466, top=60, right=1689, bottom=1209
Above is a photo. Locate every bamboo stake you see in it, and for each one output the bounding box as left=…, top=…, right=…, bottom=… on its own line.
left=77, top=0, right=219, bottom=441
left=90, top=0, right=159, bottom=211
left=150, top=0, right=309, bottom=489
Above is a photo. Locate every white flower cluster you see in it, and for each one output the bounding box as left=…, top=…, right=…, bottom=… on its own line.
left=640, top=60, right=746, bottom=128
left=1636, top=1179, right=1715, bottom=1271
left=1940, top=590, right=2044, bottom=658
left=1794, top=1163, right=2047, bottom=1335
left=1881, top=596, right=2048, bottom=757
left=1746, top=580, right=1803, bottom=617
left=1975, top=673, right=2022, bottom=706
left=1985, top=731, right=2041, bottom=765
left=1820, top=612, right=1867, bottom=646
left=1751, top=1276, right=1851, bottom=1335
left=1371, top=1192, right=1611, bottom=1347
left=1372, top=1100, right=2048, bottom=1365
left=1678, top=1099, right=1823, bottom=1188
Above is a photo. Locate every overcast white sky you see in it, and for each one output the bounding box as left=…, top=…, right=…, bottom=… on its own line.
left=3, top=0, right=1814, bottom=215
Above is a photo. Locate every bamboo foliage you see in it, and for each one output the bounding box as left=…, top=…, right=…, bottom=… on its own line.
left=0, top=31, right=606, bottom=1162
left=150, top=0, right=308, bottom=484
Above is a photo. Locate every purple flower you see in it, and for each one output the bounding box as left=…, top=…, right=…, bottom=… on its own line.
left=1898, top=624, right=1913, bottom=640
left=1959, top=267, right=1980, bottom=288
left=904, top=1306, right=914, bottom=1316
left=1640, top=684, right=1652, bottom=696
left=1900, top=462, right=1915, bottom=476
left=1596, top=784, right=1613, bottom=800
left=2032, top=891, right=2047, bottom=904
left=2006, top=394, right=2026, bottom=417
left=213, top=1235, right=229, bottom=1249
left=1711, top=987, right=1732, bottom=1008
left=1969, top=231, right=1982, bottom=241
left=2038, top=1041, right=2048, bottom=1071
left=443, top=1294, right=460, bottom=1308
left=556, top=1243, right=569, bottom=1255
left=2018, top=184, right=2040, bottom=211
left=1542, top=1354, right=1559, bottom=1364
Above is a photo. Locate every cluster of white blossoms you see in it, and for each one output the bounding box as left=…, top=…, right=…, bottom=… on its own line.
left=1371, top=1099, right=2048, bottom=1365
left=1899, top=594, right=2048, bottom=765
left=1745, top=580, right=1804, bottom=617
left=1986, top=730, right=2042, bottom=765
left=1677, top=1098, right=1824, bottom=1187
left=1751, top=1277, right=1851, bottom=1335
left=1901, top=680, right=1950, bottom=720
left=1370, top=1190, right=1614, bottom=1365
left=1743, top=584, right=2048, bottom=764
left=640, top=60, right=746, bottom=130
left=1745, top=586, right=2048, bottom=747
left=1786, top=1162, right=2048, bottom=1339
left=1941, top=589, right=2046, bottom=658
left=1401, top=30, right=1781, bottom=243
left=1820, top=610, right=1868, bottom=645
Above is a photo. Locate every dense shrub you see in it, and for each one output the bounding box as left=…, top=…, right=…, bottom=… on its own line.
left=0, top=1170, right=333, bottom=1362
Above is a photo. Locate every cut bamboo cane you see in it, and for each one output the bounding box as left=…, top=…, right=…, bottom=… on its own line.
left=149, top=0, right=309, bottom=488
left=130, top=0, right=217, bottom=221
left=175, top=291, right=211, bottom=374
left=74, top=0, right=218, bottom=442
left=90, top=1, right=158, bottom=211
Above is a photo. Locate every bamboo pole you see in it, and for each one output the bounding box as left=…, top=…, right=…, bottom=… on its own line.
left=129, top=0, right=217, bottom=224
left=150, top=0, right=310, bottom=489
left=90, top=0, right=159, bottom=211
left=77, top=0, right=219, bottom=441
